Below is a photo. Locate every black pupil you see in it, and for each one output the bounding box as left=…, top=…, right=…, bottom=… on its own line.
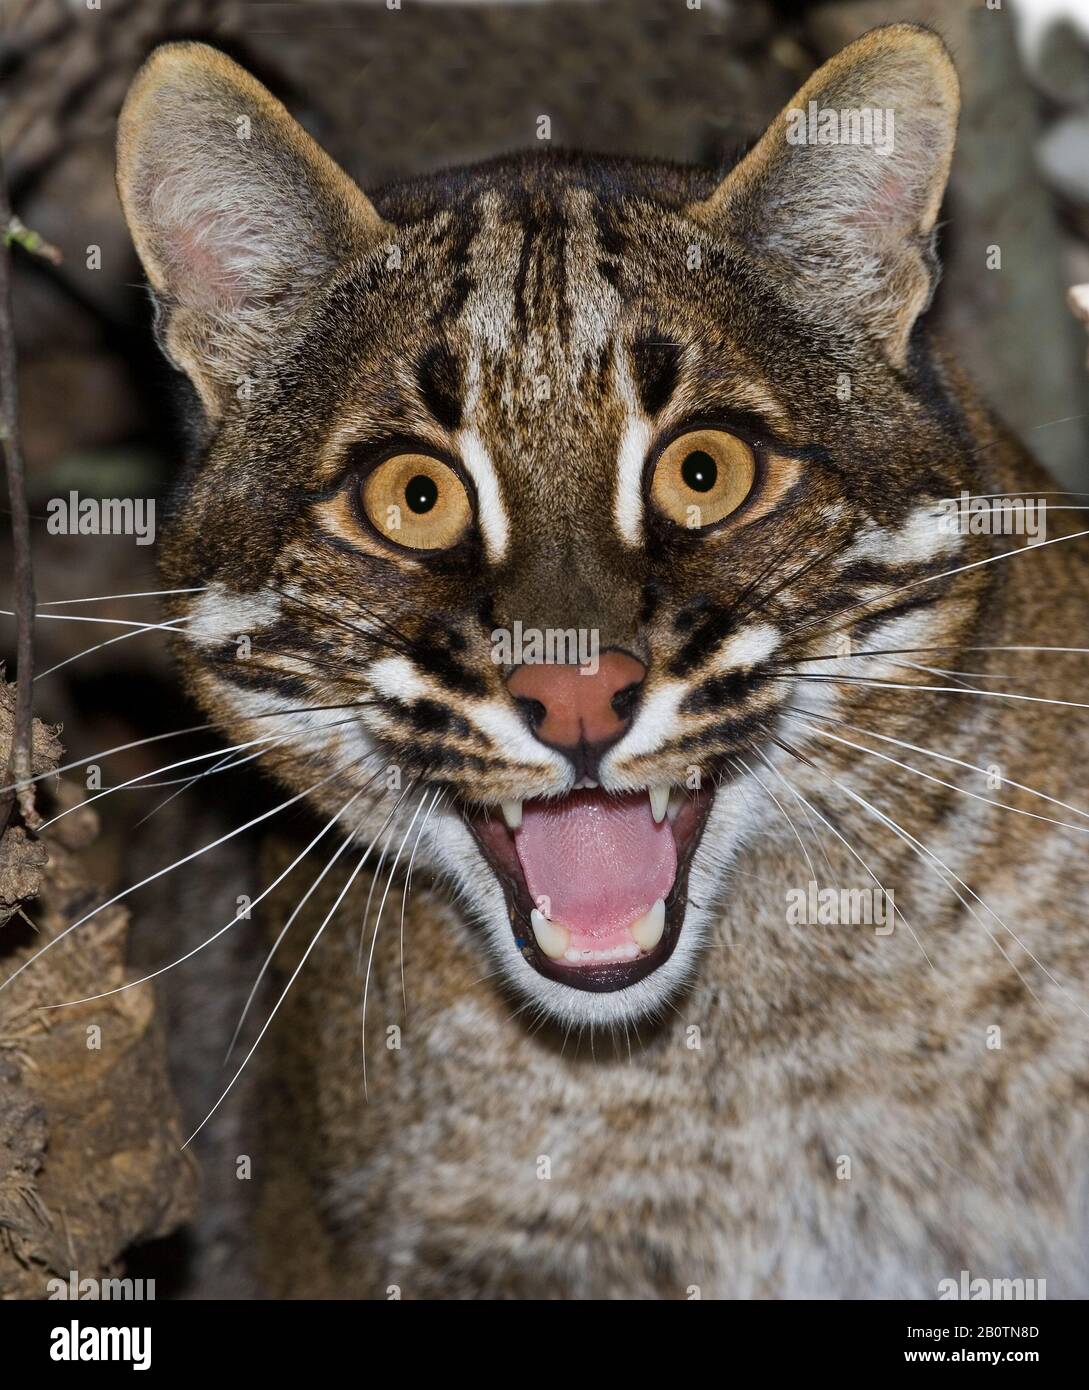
left=681, top=450, right=717, bottom=493
left=405, top=473, right=438, bottom=514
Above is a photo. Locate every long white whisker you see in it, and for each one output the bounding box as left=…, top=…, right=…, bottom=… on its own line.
left=766, top=742, right=937, bottom=974
left=792, top=525, right=1089, bottom=638
left=34, top=617, right=190, bottom=681
left=774, top=671, right=1089, bottom=712
left=357, top=837, right=391, bottom=971
left=0, top=699, right=374, bottom=797
left=190, top=798, right=406, bottom=1147
left=129, top=737, right=294, bottom=829
left=783, top=643, right=1089, bottom=665
left=37, top=733, right=287, bottom=831
left=39, top=587, right=206, bottom=605
left=227, top=784, right=410, bottom=1061
left=1, top=608, right=191, bottom=630
left=44, top=780, right=371, bottom=1012
left=797, top=726, right=1089, bottom=1024
left=399, top=789, right=444, bottom=1012
left=362, top=787, right=430, bottom=1099
left=0, top=765, right=351, bottom=996
left=787, top=707, right=1089, bottom=831
left=751, top=743, right=836, bottom=880
left=735, top=755, right=815, bottom=879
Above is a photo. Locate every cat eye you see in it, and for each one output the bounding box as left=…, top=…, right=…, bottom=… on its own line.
left=360, top=452, right=472, bottom=551
left=650, top=428, right=757, bottom=530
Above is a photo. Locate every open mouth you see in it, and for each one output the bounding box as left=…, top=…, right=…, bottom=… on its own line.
left=465, top=784, right=712, bottom=992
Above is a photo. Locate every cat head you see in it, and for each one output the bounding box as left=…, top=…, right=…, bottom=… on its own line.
left=117, top=25, right=971, bottom=1027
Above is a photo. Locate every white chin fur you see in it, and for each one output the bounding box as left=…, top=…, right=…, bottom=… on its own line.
left=421, top=780, right=758, bottom=1029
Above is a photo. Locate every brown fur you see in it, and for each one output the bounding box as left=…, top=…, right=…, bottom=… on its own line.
left=116, top=28, right=1089, bottom=1296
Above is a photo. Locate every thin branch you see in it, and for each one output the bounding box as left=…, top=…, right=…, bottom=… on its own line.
left=0, top=165, right=38, bottom=830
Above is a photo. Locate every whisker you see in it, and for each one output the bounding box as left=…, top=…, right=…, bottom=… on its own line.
left=129, top=737, right=293, bottom=830
left=750, top=741, right=835, bottom=880
left=224, top=778, right=402, bottom=1059
left=184, top=840, right=377, bottom=1148
left=769, top=671, right=1089, bottom=712
left=783, top=643, right=1089, bottom=662
left=795, top=729, right=1089, bottom=1024
left=357, top=836, right=392, bottom=972
left=0, top=698, right=376, bottom=798
left=44, top=777, right=373, bottom=1013
left=768, top=737, right=937, bottom=973
left=399, top=788, right=445, bottom=1013
left=791, top=525, right=1089, bottom=640
left=37, top=732, right=288, bottom=830
left=790, top=704, right=1089, bottom=825
left=734, top=753, right=815, bottom=880
left=1, top=608, right=190, bottom=630
left=39, top=587, right=206, bottom=605
left=785, top=711, right=1089, bottom=838
left=0, top=763, right=355, bottom=996
left=34, top=617, right=191, bottom=681
left=274, top=588, right=412, bottom=659
left=362, top=785, right=430, bottom=1099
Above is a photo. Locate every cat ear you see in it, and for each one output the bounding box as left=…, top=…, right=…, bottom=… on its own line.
left=691, top=24, right=958, bottom=365
left=117, top=43, right=390, bottom=417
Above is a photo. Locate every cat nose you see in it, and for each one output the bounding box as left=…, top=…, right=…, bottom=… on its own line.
left=506, top=650, right=647, bottom=769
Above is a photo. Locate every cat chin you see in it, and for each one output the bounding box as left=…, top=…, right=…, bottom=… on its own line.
left=422, top=794, right=745, bottom=1029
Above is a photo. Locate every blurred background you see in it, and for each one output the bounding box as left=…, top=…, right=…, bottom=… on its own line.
left=1, top=0, right=1088, bottom=1298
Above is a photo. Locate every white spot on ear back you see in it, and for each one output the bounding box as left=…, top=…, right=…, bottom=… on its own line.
left=457, top=427, right=509, bottom=563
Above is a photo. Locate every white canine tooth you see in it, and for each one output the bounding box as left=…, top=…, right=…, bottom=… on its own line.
left=666, top=789, right=686, bottom=822
left=649, top=784, right=670, bottom=824
left=501, top=798, right=523, bottom=830
left=631, top=898, right=666, bottom=951
left=530, top=907, right=569, bottom=960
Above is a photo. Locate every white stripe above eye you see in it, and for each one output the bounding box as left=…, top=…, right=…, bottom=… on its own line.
left=456, top=427, right=509, bottom=563
left=614, top=411, right=652, bottom=546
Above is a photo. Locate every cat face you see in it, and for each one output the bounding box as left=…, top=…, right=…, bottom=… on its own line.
left=118, top=27, right=967, bottom=1026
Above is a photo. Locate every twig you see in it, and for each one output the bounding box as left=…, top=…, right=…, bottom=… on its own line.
left=0, top=164, right=38, bottom=830
left=3, top=216, right=62, bottom=266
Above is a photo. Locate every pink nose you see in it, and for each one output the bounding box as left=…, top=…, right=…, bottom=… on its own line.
left=507, top=650, right=646, bottom=751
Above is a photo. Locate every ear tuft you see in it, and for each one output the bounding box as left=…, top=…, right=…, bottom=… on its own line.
left=692, top=25, right=959, bottom=364
left=117, top=43, right=388, bottom=416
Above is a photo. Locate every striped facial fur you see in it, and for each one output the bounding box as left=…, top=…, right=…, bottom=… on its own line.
left=119, top=28, right=970, bottom=1026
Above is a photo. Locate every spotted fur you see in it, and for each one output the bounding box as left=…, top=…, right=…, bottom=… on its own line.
left=118, top=27, right=1089, bottom=1296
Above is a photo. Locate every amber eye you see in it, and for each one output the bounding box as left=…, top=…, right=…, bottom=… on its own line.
left=360, top=453, right=472, bottom=551
left=650, top=428, right=757, bottom=530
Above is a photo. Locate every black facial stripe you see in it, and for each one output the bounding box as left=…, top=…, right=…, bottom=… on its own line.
left=631, top=337, right=681, bottom=417
left=409, top=626, right=490, bottom=697
left=377, top=695, right=481, bottom=742
left=669, top=606, right=740, bottom=677
left=682, top=668, right=774, bottom=716
left=207, top=653, right=310, bottom=701
left=416, top=343, right=463, bottom=432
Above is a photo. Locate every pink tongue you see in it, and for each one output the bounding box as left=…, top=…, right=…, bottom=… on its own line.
left=515, top=790, right=676, bottom=946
